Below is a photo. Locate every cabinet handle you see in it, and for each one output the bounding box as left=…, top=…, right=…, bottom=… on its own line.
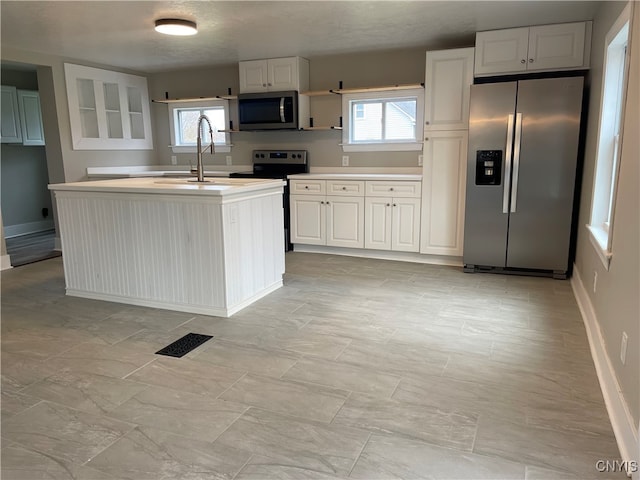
left=263, top=83, right=267, bottom=87
left=425, top=121, right=430, bottom=125
left=529, top=58, right=534, bottom=63
left=521, top=59, right=526, bottom=64
left=386, top=203, right=390, bottom=207
left=304, top=185, right=309, bottom=189
left=342, top=187, right=347, bottom=190
left=326, top=201, right=330, bottom=205
left=390, top=187, right=394, bottom=191
left=320, top=201, right=324, bottom=204
left=425, top=137, right=429, bottom=141
left=268, top=83, right=272, bottom=86
left=393, top=203, right=397, bottom=207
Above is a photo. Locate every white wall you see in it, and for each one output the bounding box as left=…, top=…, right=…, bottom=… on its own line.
left=576, top=0, right=639, bottom=429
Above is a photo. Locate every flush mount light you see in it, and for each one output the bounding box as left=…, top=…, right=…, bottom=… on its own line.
left=154, top=18, right=197, bottom=36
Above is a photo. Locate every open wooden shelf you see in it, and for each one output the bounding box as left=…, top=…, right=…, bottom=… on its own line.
left=152, top=95, right=237, bottom=104
left=301, top=83, right=424, bottom=97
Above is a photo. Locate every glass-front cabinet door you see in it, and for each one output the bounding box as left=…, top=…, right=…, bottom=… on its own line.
left=64, top=63, right=153, bottom=150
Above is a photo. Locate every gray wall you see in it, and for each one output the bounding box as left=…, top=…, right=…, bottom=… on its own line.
left=148, top=46, right=448, bottom=169
left=576, top=1, right=638, bottom=425
left=0, top=67, right=53, bottom=232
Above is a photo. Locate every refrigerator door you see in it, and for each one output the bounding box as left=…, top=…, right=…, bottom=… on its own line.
left=463, top=82, right=517, bottom=268
left=506, top=77, right=583, bottom=271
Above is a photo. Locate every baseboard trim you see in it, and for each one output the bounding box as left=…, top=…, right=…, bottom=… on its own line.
left=571, top=263, right=638, bottom=478
left=4, top=220, right=55, bottom=238
left=292, top=244, right=463, bottom=267
left=66, top=280, right=283, bottom=318
left=1, top=254, right=13, bottom=270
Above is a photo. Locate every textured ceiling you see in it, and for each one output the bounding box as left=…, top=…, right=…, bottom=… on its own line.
left=1, top=1, right=602, bottom=73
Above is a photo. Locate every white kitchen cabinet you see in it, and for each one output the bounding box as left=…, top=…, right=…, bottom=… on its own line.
left=420, top=130, right=468, bottom=256
left=1, top=86, right=22, bottom=143
left=239, top=57, right=309, bottom=93
left=17, top=90, right=45, bottom=145
left=365, top=181, right=421, bottom=253
left=424, top=48, right=474, bottom=131
left=290, top=179, right=365, bottom=248
left=64, top=63, right=153, bottom=150
left=475, top=22, right=590, bottom=76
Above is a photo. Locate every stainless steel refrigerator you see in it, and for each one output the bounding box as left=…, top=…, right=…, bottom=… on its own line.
left=463, top=76, right=583, bottom=279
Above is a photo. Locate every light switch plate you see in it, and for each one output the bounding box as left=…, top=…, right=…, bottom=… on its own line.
left=342, top=155, right=349, bottom=167
left=170, top=155, right=177, bottom=165
left=418, top=155, right=423, bottom=166
left=226, top=156, right=232, bottom=166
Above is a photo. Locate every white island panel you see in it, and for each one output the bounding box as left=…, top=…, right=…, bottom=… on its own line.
left=51, top=177, right=285, bottom=317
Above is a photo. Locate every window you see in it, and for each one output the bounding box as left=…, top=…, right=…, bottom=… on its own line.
left=342, top=88, right=424, bottom=152
left=587, top=4, right=630, bottom=269
left=168, top=100, right=231, bottom=153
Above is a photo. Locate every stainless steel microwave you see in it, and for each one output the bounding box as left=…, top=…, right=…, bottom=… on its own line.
left=238, top=91, right=299, bottom=130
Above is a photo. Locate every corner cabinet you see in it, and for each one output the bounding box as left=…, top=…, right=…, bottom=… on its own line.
left=474, top=22, right=591, bottom=76
left=64, top=63, right=153, bottom=150
left=239, top=57, right=309, bottom=93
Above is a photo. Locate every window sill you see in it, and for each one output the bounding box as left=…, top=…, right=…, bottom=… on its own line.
left=587, top=224, right=612, bottom=270
left=171, top=145, right=231, bottom=154
left=341, top=142, right=423, bottom=153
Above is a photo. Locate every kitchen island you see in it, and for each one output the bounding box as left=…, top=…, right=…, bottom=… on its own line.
left=49, top=177, right=285, bottom=317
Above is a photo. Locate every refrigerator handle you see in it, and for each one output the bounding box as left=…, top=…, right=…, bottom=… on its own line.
left=511, top=113, right=523, bottom=213
left=503, top=114, right=515, bottom=214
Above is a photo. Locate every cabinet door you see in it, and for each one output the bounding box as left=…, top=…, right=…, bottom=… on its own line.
left=474, top=27, right=529, bottom=76
left=425, top=48, right=474, bottom=131
left=17, top=90, right=45, bottom=146
left=1, top=86, right=22, bottom=143
left=364, top=197, right=392, bottom=250
left=326, top=196, right=364, bottom=248
left=392, top=198, right=421, bottom=252
left=268, top=57, right=299, bottom=91
left=420, top=131, right=468, bottom=256
left=290, top=195, right=325, bottom=245
left=239, top=60, right=269, bottom=93
left=528, top=22, right=586, bottom=71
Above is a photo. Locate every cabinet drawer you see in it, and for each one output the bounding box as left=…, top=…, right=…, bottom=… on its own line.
left=290, top=179, right=325, bottom=195
left=365, top=181, right=421, bottom=198
left=326, top=180, right=365, bottom=196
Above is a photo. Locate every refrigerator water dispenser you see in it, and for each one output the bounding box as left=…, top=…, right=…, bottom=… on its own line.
left=475, top=150, right=502, bottom=185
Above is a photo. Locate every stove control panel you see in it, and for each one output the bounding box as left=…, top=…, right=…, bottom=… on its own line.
left=253, top=150, right=308, bottom=164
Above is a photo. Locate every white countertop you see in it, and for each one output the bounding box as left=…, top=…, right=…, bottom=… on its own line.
left=288, top=173, right=422, bottom=181
left=86, top=166, right=253, bottom=178
left=49, top=177, right=285, bottom=197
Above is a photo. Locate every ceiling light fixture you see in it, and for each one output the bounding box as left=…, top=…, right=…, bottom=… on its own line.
left=154, top=18, right=198, bottom=36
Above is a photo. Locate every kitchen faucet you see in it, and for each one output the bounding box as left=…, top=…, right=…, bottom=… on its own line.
left=192, top=114, right=215, bottom=182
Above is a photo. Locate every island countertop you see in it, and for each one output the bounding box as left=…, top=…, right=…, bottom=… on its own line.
left=49, top=177, right=285, bottom=197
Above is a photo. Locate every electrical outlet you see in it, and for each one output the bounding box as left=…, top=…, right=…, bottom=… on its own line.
left=418, top=155, right=424, bottom=167
left=342, top=155, right=349, bottom=167
left=620, top=332, right=628, bottom=365
left=593, top=270, right=598, bottom=293
left=226, top=155, right=232, bottom=166
left=170, top=155, right=177, bottom=165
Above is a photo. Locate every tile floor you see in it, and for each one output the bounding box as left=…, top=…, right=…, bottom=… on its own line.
left=1, top=252, right=625, bottom=479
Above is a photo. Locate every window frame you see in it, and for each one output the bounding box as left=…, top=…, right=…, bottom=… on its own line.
left=168, top=99, right=231, bottom=154
left=587, top=3, right=631, bottom=270
left=341, top=88, right=424, bottom=152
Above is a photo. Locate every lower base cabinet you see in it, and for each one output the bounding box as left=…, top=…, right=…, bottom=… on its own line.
left=290, top=178, right=421, bottom=253
left=365, top=197, right=421, bottom=252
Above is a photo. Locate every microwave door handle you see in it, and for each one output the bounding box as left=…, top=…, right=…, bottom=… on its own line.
left=280, top=97, right=285, bottom=123
left=503, top=113, right=515, bottom=214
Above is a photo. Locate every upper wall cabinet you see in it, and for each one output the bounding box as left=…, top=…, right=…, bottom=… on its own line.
left=17, top=90, right=45, bottom=146
left=1, top=85, right=23, bottom=143
left=424, top=48, right=474, bottom=131
left=239, top=57, right=309, bottom=93
left=1, top=86, right=45, bottom=145
left=474, top=22, right=591, bottom=76
left=64, top=63, right=153, bottom=150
